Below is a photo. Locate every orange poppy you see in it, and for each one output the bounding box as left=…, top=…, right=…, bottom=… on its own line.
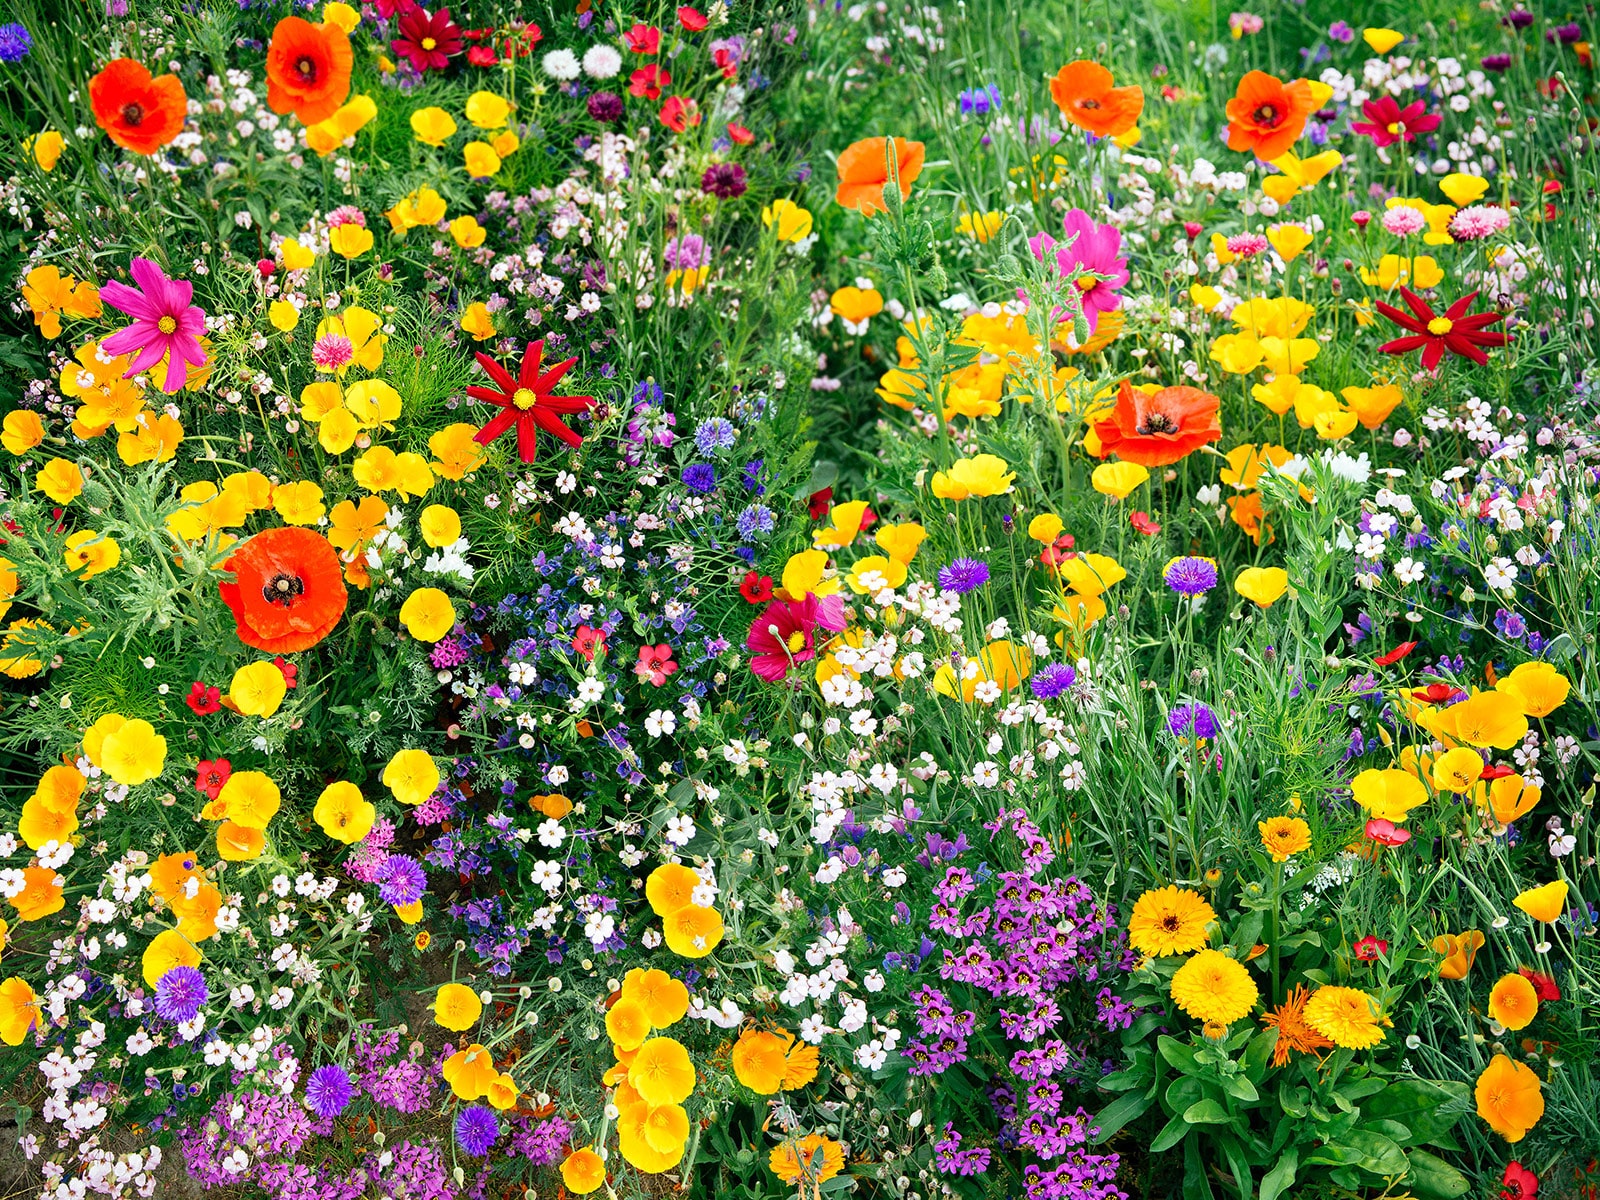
left=1048, top=61, right=1143, bottom=138
left=1225, top=71, right=1318, bottom=160
left=219, top=526, right=348, bottom=653
left=1092, top=381, right=1221, bottom=467
left=265, top=17, right=354, bottom=125
left=835, top=136, right=925, bottom=216
left=88, top=59, right=187, bottom=156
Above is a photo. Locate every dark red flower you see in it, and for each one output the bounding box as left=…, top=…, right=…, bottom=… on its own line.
left=629, top=64, right=670, bottom=99
left=677, top=5, right=708, bottom=30
left=1376, top=287, right=1510, bottom=371
left=195, top=758, right=232, bottom=800
left=1353, top=935, right=1389, bottom=961
left=572, top=624, right=606, bottom=662
left=392, top=6, right=463, bottom=74
left=740, top=571, right=774, bottom=604
left=807, top=487, right=833, bottom=519
left=634, top=643, right=678, bottom=687
left=186, top=681, right=221, bottom=716
left=1373, top=640, right=1418, bottom=666
left=1518, top=968, right=1561, bottom=1002
left=1500, top=1161, right=1538, bottom=1200
left=1350, top=95, right=1442, bottom=147
left=469, top=340, right=594, bottom=464
left=624, top=22, right=661, bottom=53
left=273, top=657, right=299, bottom=689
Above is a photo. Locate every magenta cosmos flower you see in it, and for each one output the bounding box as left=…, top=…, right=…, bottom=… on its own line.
left=392, top=6, right=463, bottom=73
left=1030, top=208, right=1128, bottom=333
left=1350, top=96, right=1441, bottom=148
left=746, top=593, right=846, bottom=682
left=99, top=257, right=208, bottom=393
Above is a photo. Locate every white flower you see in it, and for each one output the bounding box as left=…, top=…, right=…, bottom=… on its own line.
left=542, top=49, right=581, bottom=80
left=645, top=709, right=678, bottom=737
left=537, top=818, right=567, bottom=848
left=582, top=45, right=623, bottom=78
left=799, top=1014, right=829, bottom=1043
left=664, top=814, right=696, bottom=846
left=1393, top=556, right=1426, bottom=585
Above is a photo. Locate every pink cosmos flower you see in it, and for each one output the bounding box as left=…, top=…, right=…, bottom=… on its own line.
left=99, top=256, right=208, bottom=393
left=746, top=593, right=846, bottom=682
left=1350, top=96, right=1441, bottom=148
left=1029, top=209, right=1129, bottom=333
left=634, top=643, right=678, bottom=687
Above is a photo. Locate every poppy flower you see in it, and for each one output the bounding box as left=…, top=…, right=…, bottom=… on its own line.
left=1374, top=640, right=1418, bottom=666
left=1500, top=1162, right=1538, bottom=1200
left=746, top=594, right=846, bottom=682
left=658, top=96, right=698, bottom=132
left=1130, top=510, right=1161, bottom=536
left=1225, top=70, right=1318, bottom=160
left=266, top=17, right=354, bottom=125
left=1350, top=95, right=1442, bottom=147
left=1092, top=380, right=1221, bottom=466
left=834, top=136, right=925, bottom=216
left=1364, top=818, right=1411, bottom=846
left=1376, top=287, right=1510, bottom=371
left=677, top=6, right=708, bottom=30
left=1047, top=60, right=1143, bottom=137
left=392, top=6, right=464, bottom=74
left=1353, top=935, right=1388, bottom=961
left=469, top=340, right=595, bottom=464
left=88, top=58, right=187, bottom=155
left=624, top=22, right=661, bottom=53
left=219, top=526, right=349, bottom=653
left=186, top=681, right=221, bottom=716
left=739, top=571, right=774, bottom=604
left=1412, top=682, right=1463, bottom=705
left=629, top=64, right=670, bottom=99
left=807, top=487, right=833, bottom=519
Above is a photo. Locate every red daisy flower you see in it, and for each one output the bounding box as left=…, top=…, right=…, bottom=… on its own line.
left=469, top=340, right=594, bottom=463
left=1350, top=95, right=1442, bottom=147
left=1375, top=287, right=1510, bottom=371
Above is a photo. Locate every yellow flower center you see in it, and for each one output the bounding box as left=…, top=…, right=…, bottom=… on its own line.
left=512, top=387, right=537, bottom=410
left=1427, top=317, right=1454, bottom=335
left=421, top=36, right=437, bottom=51
left=1075, top=276, right=1096, bottom=291
left=157, top=315, right=177, bottom=334
left=1386, top=122, right=1402, bottom=134
left=786, top=630, right=807, bottom=652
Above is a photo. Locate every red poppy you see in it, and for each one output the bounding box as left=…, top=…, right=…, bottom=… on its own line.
left=1353, top=935, right=1389, bottom=961
left=1373, top=640, right=1418, bottom=666
left=740, top=571, right=774, bottom=604
left=1092, top=381, right=1221, bottom=467
left=629, top=64, right=670, bottom=99
left=265, top=17, right=354, bottom=125
left=219, top=526, right=349, bottom=653
left=88, top=58, right=188, bottom=156
left=1224, top=70, right=1317, bottom=160
left=713, top=46, right=738, bottom=78
left=1412, top=683, right=1463, bottom=704
left=659, top=96, right=699, bottom=132
left=469, top=340, right=594, bottom=464
left=186, top=681, right=221, bottom=716
left=195, top=758, right=232, bottom=800
left=634, top=643, right=679, bottom=687
left=572, top=625, right=607, bottom=661
left=677, top=5, right=708, bottom=30
left=1376, top=287, right=1510, bottom=371
left=467, top=45, right=499, bottom=66
left=1350, top=95, right=1441, bottom=147
left=1517, top=968, right=1561, bottom=1002
left=1130, top=511, right=1161, bottom=536
left=807, top=487, right=833, bottom=519
left=624, top=22, right=661, bottom=53
left=274, top=657, right=299, bottom=689
left=1500, top=1161, right=1539, bottom=1200
left=1039, top=533, right=1077, bottom=568
left=1364, top=818, right=1411, bottom=846
left=835, top=136, right=925, bottom=216
left=728, top=122, right=754, bottom=145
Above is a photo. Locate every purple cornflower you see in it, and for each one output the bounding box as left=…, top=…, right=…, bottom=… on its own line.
left=937, top=557, right=990, bottom=594
left=695, top=417, right=738, bottom=452
left=701, top=162, right=748, bottom=199
left=1029, top=662, right=1076, bottom=699
left=586, top=91, right=623, bottom=122
left=681, top=463, right=718, bottom=494
left=1503, top=7, right=1533, bottom=27
left=305, top=1064, right=355, bottom=1118
left=1163, top=555, right=1219, bottom=596
left=663, top=235, right=709, bottom=271
left=1167, top=701, right=1218, bottom=741
left=0, top=22, right=32, bottom=61
left=1328, top=20, right=1354, bottom=42
left=958, top=83, right=1002, bottom=117
left=154, top=965, right=208, bottom=1022
left=454, top=1104, right=500, bottom=1155
left=736, top=504, right=775, bottom=538
left=375, top=854, right=427, bottom=906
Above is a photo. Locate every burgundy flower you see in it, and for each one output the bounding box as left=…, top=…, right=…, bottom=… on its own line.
left=701, top=162, right=747, bottom=199
left=746, top=593, right=846, bottom=682
left=392, top=6, right=463, bottom=74
left=587, top=90, right=623, bottom=122
left=469, top=339, right=594, bottom=463
left=1350, top=95, right=1441, bottom=147
left=1375, top=287, right=1509, bottom=371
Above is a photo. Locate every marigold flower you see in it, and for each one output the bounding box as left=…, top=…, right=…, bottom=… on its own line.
left=1304, top=985, right=1385, bottom=1049
left=1170, top=949, right=1258, bottom=1025
left=770, top=1134, right=845, bottom=1185
left=1258, top=815, right=1310, bottom=862
left=1260, top=983, right=1333, bottom=1066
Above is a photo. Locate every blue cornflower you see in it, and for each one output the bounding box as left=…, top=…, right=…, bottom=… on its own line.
left=1167, top=702, right=1218, bottom=741
left=695, top=417, right=738, bottom=453
left=375, top=854, right=426, bottom=906
left=1163, top=556, right=1219, bottom=596
left=737, top=504, right=775, bottom=539
left=0, top=23, right=32, bottom=62
left=1030, top=663, right=1077, bottom=699
left=936, top=558, right=990, bottom=594
left=305, top=1064, right=355, bottom=1118
left=958, top=83, right=1002, bottom=117
left=681, top=463, right=718, bottom=494
left=153, top=965, right=208, bottom=1023
left=455, top=1104, right=500, bottom=1156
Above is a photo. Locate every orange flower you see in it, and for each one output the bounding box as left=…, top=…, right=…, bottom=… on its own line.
left=1092, top=381, right=1222, bottom=467
left=1431, top=929, right=1485, bottom=980
left=1048, top=61, right=1143, bottom=137
left=835, top=136, right=925, bottom=216
left=266, top=18, right=354, bottom=125
left=88, top=59, right=187, bottom=156
left=1260, top=983, right=1334, bottom=1067
left=1225, top=71, right=1318, bottom=160
left=218, top=527, right=348, bottom=653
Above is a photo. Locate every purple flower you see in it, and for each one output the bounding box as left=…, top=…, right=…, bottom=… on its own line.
left=587, top=91, right=623, bottom=122
left=454, top=1104, right=500, bottom=1155
left=1328, top=20, right=1354, bottom=42
left=695, top=417, right=738, bottom=452
left=99, top=257, right=209, bottom=393
left=681, top=463, right=718, bottom=494
left=0, top=22, right=32, bottom=61
left=958, top=84, right=1002, bottom=117
left=1167, top=701, right=1218, bottom=741
left=937, top=557, right=990, bottom=594
left=663, top=235, right=709, bottom=271
left=701, top=162, right=748, bottom=199
left=1037, top=209, right=1129, bottom=333
left=1481, top=53, right=1512, bottom=71
left=153, top=965, right=208, bottom=1022
left=375, top=854, right=426, bottom=906
left=1163, top=555, right=1219, bottom=596
left=305, top=1064, right=355, bottom=1118
left=1029, top=663, right=1076, bottom=699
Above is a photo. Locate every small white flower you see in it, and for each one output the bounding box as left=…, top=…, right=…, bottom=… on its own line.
left=582, top=45, right=623, bottom=78
left=542, top=49, right=581, bottom=80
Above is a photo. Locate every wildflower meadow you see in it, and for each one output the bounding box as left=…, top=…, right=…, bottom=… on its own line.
left=1, top=0, right=1598, bottom=1197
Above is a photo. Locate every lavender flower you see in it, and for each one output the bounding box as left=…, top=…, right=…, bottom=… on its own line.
left=455, top=1104, right=500, bottom=1155
left=1167, top=701, right=1218, bottom=741
left=937, top=557, right=991, bottom=594
left=958, top=83, right=1002, bottom=117
left=154, top=965, right=208, bottom=1022
left=0, top=22, right=31, bottom=61
left=375, top=854, right=427, bottom=906
left=695, top=418, right=738, bottom=452
left=305, top=1064, right=355, bottom=1118
left=1163, top=555, right=1219, bottom=596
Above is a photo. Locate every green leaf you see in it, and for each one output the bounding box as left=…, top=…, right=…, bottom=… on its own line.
left=1092, top=1091, right=1153, bottom=1143
left=1183, top=1136, right=1217, bottom=1200
left=1406, top=1149, right=1472, bottom=1198
left=1260, top=1149, right=1299, bottom=1200
left=1183, top=1099, right=1231, bottom=1125
left=1223, top=1074, right=1260, bottom=1103
left=1158, top=1035, right=1201, bottom=1075
left=1277, top=1081, right=1308, bottom=1118
left=1150, top=1113, right=1191, bottom=1154
left=1358, top=1079, right=1470, bottom=1145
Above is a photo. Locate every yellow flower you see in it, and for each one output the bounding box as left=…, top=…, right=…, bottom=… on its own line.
left=1361, top=254, right=1443, bottom=291
left=1422, top=690, right=1529, bottom=750
left=63, top=530, right=120, bottom=579
left=411, top=106, right=459, bottom=147
left=1091, top=461, right=1148, bottom=499
left=328, top=495, right=390, bottom=554
left=449, top=215, right=487, bottom=248
left=1363, top=27, right=1405, bottom=53
left=313, top=781, right=375, bottom=844
left=229, top=661, right=287, bottom=718
left=429, top=424, right=489, bottom=479
left=622, top=968, right=689, bottom=1028
left=1341, top=383, right=1404, bottom=429
left=400, top=587, right=456, bottom=642
left=212, top=770, right=281, bottom=829
left=100, top=718, right=166, bottom=787
left=1056, top=552, right=1126, bottom=595
left=1431, top=746, right=1485, bottom=794
left=419, top=504, right=462, bottom=548
left=463, top=141, right=501, bottom=179
left=329, top=223, right=374, bottom=259
left=460, top=302, right=496, bottom=341
left=2, top=410, right=45, bottom=456
left=1350, top=767, right=1428, bottom=823
left=1128, top=885, right=1215, bottom=956
left=1495, top=661, right=1570, bottom=718
left=1170, top=949, right=1258, bottom=1024
left=812, top=500, right=871, bottom=549
left=387, top=186, right=448, bottom=232
left=957, top=210, right=1005, bottom=242
left=663, top=904, right=724, bottom=958
left=770, top=1135, right=844, bottom=1186
left=845, top=555, right=906, bottom=594
left=930, top=453, right=1016, bottom=500
left=628, top=1037, right=696, bottom=1106
left=0, top=977, right=40, bottom=1045
left=829, top=285, right=883, bottom=326
left=36, top=458, right=85, bottom=504
left=1028, top=514, right=1064, bottom=543
left=465, top=91, right=511, bottom=129
left=315, top=306, right=386, bottom=376
left=1234, top=566, right=1288, bottom=608
left=29, top=130, right=65, bottom=172
left=141, top=928, right=201, bottom=988
left=1475, top=1054, right=1544, bottom=1143
left=268, top=299, right=301, bottom=332
left=19, top=796, right=78, bottom=850
left=1440, top=173, right=1489, bottom=207
left=1313, top=407, right=1358, bottom=441
left=306, top=94, right=377, bottom=156
left=1304, top=985, right=1385, bottom=1049
left=116, top=412, right=184, bottom=466
left=491, top=129, right=519, bottom=157
left=394, top=899, right=423, bottom=923
left=1480, top=773, right=1540, bottom=825
left=1266, top=223, right=1312, bottom=261
left=321, top=0, right=360, bottom=28
left=274, top=480, right=326, bottom=525
left=1258, top=815, right=1310, bottom=862
left=383, top=749, right=440, bottom=806
left=874, top=522, right=926, bottom=565
left=761, top=198, right=814, bottom=242
left=1487, top=973, right=1538, bottom=1031
left=434, top=982, right=484, bottom=1031
left=281, top=238, right=316, bottom=270
left=1512, top=880, right=1568, bottom=924
left=216, top=821, right=265, bottom=861
left=22, top=265, right=101, bottom=339
left=442, top=1044, right=499, bottom=1100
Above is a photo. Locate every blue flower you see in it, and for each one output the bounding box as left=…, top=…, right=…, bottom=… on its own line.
left=694, top=417, right=738, bottom=453
left=1167, top=702, right=1218, bottom=741
left=681, top=463, right=718, bottom=494
left=0, top=23, right=32, bottom=62
left=305, top=1063, right=355, bottom=1118
left=1163, top=556, right=1219, bottom=596
left=455, top=1104, right=500, bottom=1155
left=1030, top=663, right=1077, bottom=699
left=737, top=504, right=775, bottom=539
left=936, top=557, right=990, bottom=594
left=153, top=965, right=208, bottom=1023
left=375, top=854, right=426, bottom=906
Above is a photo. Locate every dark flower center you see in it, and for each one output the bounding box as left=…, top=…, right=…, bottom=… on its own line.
left=295, top=55, right=318, bottom=83
left=1078, top=98, right=1101, bottom=110
left=264, top=572, right=306, bottom=606
left=1139, top=412, right=1177, bottom=434
left=1252, top=103, right=1281, bottom=127
left=1159, top=914, right=1181, bottom=931
left=121, top=102, right=145, bottom=126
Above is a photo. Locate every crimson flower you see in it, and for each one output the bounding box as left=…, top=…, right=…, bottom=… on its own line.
left=677, top=5, right=708, bottom=30
left=1500, top=1161, right=1538, bottom=1200
left=186, top=681, right=221, bottom=715
left=1353, top=935, right=1389, bottom=961
left=469, top=340, right=594, bottom=463
left=728, top=122, right=754, bottom=145
left=807, top=487, right=833, bottom=519
left=1412, top=683, right=1462, bottom=704
left=1350, top=95, right=1441, bottom=147
left=274, top=656, right=299, bottom=688
left=629, top=64, right=669, bottom=99
left=1480, top=762, right=1516, bottom=781
left=1517, top=968, right=1561, bottom=1002
left=746, top=593, right=846, bottom=683
left=1376, top=287, right=1510, bottom=371
left=1364, top=818, right=1411, bottom=847
left=740, top=571, right=774, bottom=604
left=634, top=643, right=678, bottom=687
left=195, top=758, right=232, bottom=800
left=1130, top=510, right=1161, bottom=536
left=392, top=6, right=463, bottom=74
left=572, top=624, right=606, bottom=661
left=624, top=22, right=660, bottom=53
left=1373, top=640, right=1417, bottom=666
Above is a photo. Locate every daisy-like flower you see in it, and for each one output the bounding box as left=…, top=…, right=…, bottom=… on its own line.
left=1350, top=95, right=1441, bottom=147
left=99, top=257, right=208, bottom=393
left=1375, top=287, right=1510, bottom=371
left=1169, top=948, right=1259, bottom=1024
left=1303, top=985, right=1386, bottom=1049
left=1260, top=983, right=1334, bottom=1066
left=1258, top=815, right=1311, bottom=862
left=468, top=340, right=595, bottom=464
left=1127, top=885, right=1215, bottom=956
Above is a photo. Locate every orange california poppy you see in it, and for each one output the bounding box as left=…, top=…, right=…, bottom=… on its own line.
left=218, top=526, right=349, bottom=653
left=1048, top=61, right=1143, bottom=138
left=88, top=59, right=188, bottom=156
left=835, top=136, right=926, bottom=216
left=1225, top=71, right=1318, bottom=160
left=265, top=17, right=354, bottom=125
left=1093, top=381, right=1221, bottom=467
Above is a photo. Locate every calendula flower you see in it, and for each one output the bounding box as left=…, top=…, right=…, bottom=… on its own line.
left=1128, top=885, right=1215, bottom=956
left=1258, top=815, right=1310, bottom=861
left=1303, top=985, right=1385, bottom=1049
left=1169, top=949, right=1258, bottom=1024
left=770, top=1135, right=845, bottom=1185
left=1260, top=983, right=1334, bottom=1066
